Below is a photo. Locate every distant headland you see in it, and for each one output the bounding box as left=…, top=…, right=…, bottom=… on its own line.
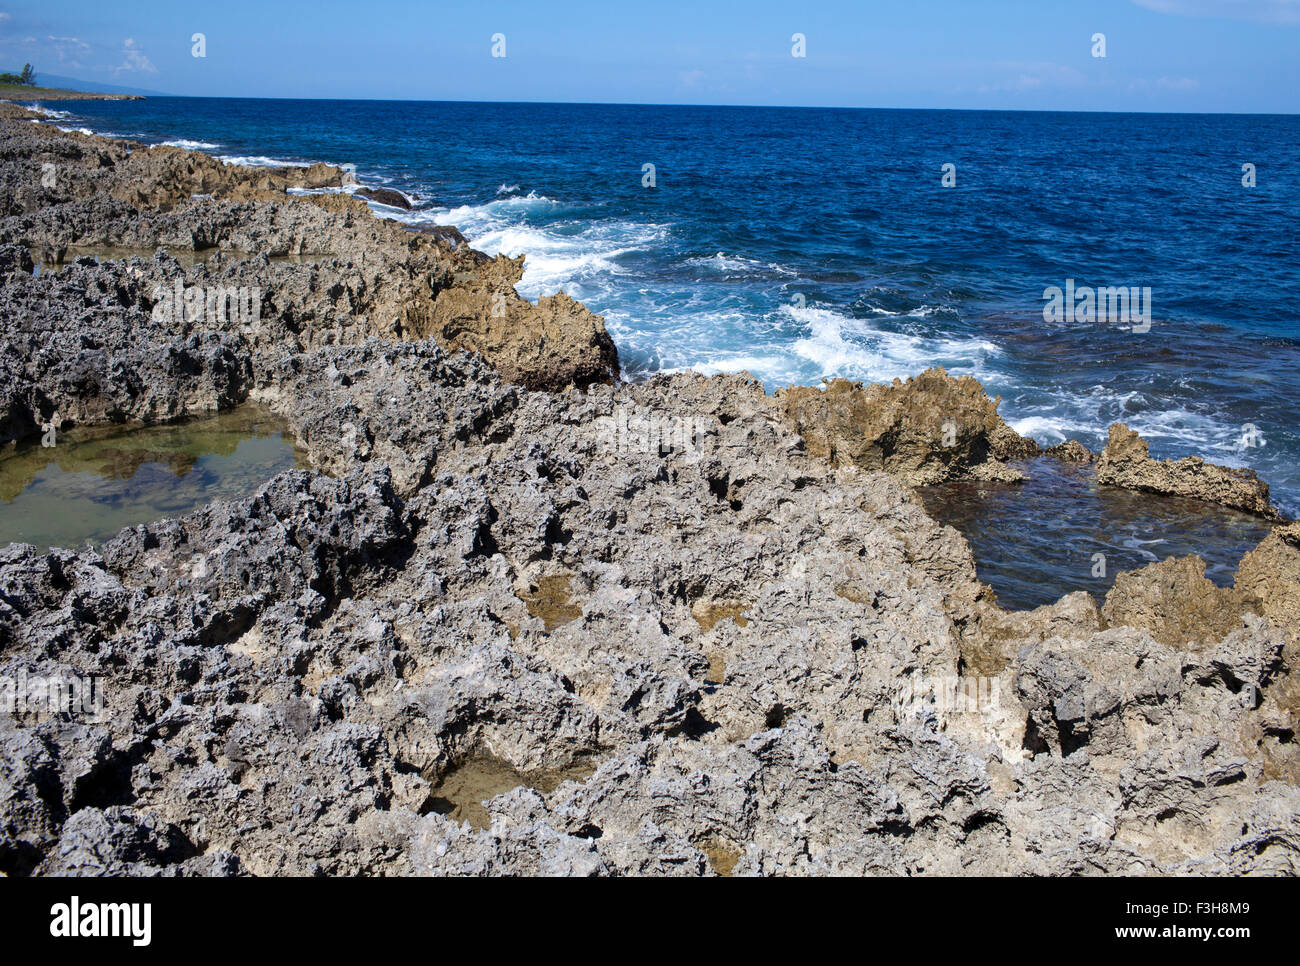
left=0, top=82, right=143, bottom=101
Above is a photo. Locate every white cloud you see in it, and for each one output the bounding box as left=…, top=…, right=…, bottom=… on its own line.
left=0, top=13, right=11, bottom=23
left=113, top=37, right=156, bottom=75
left=44, top=35, right=90, bottom=68
left=977, top=62, right=1087, bottom=94
left=1133, top=0, right=1300, bottom=24
left=1129, top=75, right=1202, bottom=93
left=47, top=35, right=90, bottom=58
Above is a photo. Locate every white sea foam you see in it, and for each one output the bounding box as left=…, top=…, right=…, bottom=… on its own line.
left=1003, top=384, right=1254, bottom=469
left=666, top=354, right=790, bottom=382
left=1005, top=416, right=1090, bottom=444
left=217, top=154, right=302, bottom=168
left=685, top=252, right=797, bottom=278
left=432, top=191, right=564, bottom=225
left=862, top=303, right=956, bottom=319
left=481, top=225, right=643, bottom=293
left=408, top=191, right=663, bottom=298
left=782, top=303, right=1000, bottom=385
left=160, top=138, right=220, bottom=150
left=21, top=104, right=71, bottom=119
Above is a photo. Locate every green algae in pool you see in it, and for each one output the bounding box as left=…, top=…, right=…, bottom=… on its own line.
left=0, top=405, right=307, bottom=550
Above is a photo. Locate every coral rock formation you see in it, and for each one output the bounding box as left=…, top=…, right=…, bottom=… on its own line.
left=1097, top=422, right=1279, bottom=519
left=777, top=369, right=1039, bottom=486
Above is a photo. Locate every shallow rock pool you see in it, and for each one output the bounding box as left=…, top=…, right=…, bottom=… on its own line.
left=918, top=457, right=1273, bottom=611
left=0, top=404, right=306, bottom=550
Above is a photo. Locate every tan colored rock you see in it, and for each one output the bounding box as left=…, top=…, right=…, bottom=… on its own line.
left=968, top=460, right=1026, bottom=483
left=1096, top=422, right=1279, bottom=519
left=304, top=192, right=373, bottom=217
left=1045, top=439, right=1095, bottom=463
left=106, top=142, right=346, bottom=210
left=989, top=420, right=1042, bottom=462
left=1100, top=555, right=1259, bottom=649
left=966, top=592, right=1102, bottom=674
left=1236, top=522, right=1300, bottom=641
left=1235, top=522, right=1300, bottom=775
left=422, top=253, right=619, bottom=391
left=776, top=368, right=1037, bottom=486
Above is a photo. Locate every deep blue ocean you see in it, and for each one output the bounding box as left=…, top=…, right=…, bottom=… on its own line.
left=29, top=97, right=1300, bottom=518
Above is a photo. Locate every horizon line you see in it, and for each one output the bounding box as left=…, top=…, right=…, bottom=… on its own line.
left=35, top=90, right=1300, bottom=117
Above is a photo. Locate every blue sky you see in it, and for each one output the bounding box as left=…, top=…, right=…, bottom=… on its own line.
left=2, top=0, right=1296, bottom=112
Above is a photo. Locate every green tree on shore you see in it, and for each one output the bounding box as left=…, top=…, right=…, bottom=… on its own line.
left=0, top=64, right=37, bottom=86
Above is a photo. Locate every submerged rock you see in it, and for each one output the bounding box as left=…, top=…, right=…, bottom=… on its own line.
left=1045, top=439, right=1095, bottom=463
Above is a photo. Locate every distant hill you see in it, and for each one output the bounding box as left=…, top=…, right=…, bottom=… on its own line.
left=33, top=73, right=171, bottom=97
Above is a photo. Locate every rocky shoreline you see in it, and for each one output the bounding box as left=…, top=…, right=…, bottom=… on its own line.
left=0, top=88, right=144, bottom=102
left=1, top=104, right=1296, bottom=876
